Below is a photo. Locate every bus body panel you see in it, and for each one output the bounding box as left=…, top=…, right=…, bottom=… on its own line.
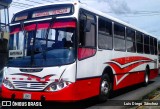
left=97, top=50, right=158, bottom=90
left=2, top=77, right=101, bottom=101
left=76, top=48, right=99, bottom=99
left=2, top=83, right=76, bottom=101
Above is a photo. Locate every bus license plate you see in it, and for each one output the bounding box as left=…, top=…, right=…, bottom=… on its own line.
left=23, top=93, right=31, bottom=99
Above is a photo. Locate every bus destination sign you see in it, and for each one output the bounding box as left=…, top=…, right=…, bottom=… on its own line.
left=32, top=7, right=71, bottom=18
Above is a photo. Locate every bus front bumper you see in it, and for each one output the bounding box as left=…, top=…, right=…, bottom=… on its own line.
left=1, top=84, right=76, bottom=102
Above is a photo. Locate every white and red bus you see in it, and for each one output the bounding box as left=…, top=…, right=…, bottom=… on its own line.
left=2, top=1, right=158, bottom=101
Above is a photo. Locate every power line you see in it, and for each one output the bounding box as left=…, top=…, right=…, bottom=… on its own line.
left=103, top=11, right=160, bottom=15
left=40, top=0, right=53, bottom=3
left=131, top=10, right=160, bottom=13
left=101, top=10, right=160, bottom=17
left=11, top=4, right=28, bottom=8
left=10, top=0, right=58, bottom=10
left=12, top=0, right=53, bottom=8
left=20, top=0, right=43, bottom=5
left=12, top=1, right=34, bottom=7
left=11, top=5, right=24, bottom=9
left=121, top=13, right=160, bottom=17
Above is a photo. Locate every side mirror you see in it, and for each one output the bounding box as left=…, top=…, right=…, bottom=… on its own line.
left=84, top=19, right=92, bottom=32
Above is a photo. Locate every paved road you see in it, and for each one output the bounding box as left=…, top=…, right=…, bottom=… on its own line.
left=87, top=75, right=160, bottom=109
left=1, top=75, right=160, bottom=109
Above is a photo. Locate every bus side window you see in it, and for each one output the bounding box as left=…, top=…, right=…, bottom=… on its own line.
left=150, top=37, right=154, bottom=54
left=79, top=10, right=96, bottom=48
left=136, top=32, right=143, bottom=53
left=98, top=18, right=112, bottom=50
left=144, top=35, right=150, bottom=54
left=114, top=23, right=125, bottom=51
left=78, top=10, right=96, bottom=60
left=126, top=28, right=136, bottom=53
left=154, top=38, right=158, bottom=55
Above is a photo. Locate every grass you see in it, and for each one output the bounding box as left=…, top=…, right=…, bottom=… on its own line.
left=127, top=87, right=160, bottom=109
left=142, top=87, right=160, bottom=100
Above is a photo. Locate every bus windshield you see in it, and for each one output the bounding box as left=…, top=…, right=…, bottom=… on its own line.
left=8, top=19, right=76, bottom=67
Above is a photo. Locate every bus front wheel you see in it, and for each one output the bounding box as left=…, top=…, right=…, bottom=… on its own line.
left=98, top=74, right=112, bottom=102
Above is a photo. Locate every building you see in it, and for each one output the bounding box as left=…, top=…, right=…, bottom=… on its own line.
left=0, top=0, right=12, bottom=69
left=0, top=0, right=12, bottom=95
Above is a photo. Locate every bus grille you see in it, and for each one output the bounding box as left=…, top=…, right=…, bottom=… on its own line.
left=12, top=81, right=48, bottom=91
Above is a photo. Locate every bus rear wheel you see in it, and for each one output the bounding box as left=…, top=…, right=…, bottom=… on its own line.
left=98, top=74, right=112, bottom=102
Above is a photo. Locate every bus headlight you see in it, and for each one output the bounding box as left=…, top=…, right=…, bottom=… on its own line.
left=3, top=79, right=14, bottom=89
left=45, top=81, right=71, bottom=92
left=58, top=82, right=65, bottom=89
left=50, top=83, right=57, bottom=91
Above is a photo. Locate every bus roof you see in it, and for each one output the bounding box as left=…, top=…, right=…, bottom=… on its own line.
left=13, top=1, right=157, bottom=39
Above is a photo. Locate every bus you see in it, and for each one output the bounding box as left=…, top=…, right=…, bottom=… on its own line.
left=2, top=1, right=158, bottom=101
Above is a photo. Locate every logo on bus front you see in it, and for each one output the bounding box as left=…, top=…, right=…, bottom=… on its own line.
left=27, top=83, right=31, bottom=88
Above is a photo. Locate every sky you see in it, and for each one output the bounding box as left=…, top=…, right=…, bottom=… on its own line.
left=8, top=0, right=160, bottom=39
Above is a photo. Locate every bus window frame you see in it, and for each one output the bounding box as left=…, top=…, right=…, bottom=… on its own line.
left=113, top=22, right=126, bottom=52
left=144, top=34, right=150, bottom=54
left=78, top=9, right=97, bottom=60
left=126, top=27, right=136, bottom=53
left=98, top=17, right=113, bottom=50
left=136, top=31, right=144, bottom=54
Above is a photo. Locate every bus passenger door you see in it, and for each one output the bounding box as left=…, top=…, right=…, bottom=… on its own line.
left=76, top=10, right=99, bottom=99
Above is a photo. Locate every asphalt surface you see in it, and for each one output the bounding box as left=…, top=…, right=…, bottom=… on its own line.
left=87, top=75, right=160, bottom=109
left=1, top=75, right=160, bottom=109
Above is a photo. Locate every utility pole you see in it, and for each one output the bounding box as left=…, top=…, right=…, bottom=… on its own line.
left=0, top=0, right=12, bottom=71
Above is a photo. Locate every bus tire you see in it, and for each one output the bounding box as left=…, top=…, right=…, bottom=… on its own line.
left=98, top=74, right=112, bottom=102
left=143, top=68, right=149, bottom=86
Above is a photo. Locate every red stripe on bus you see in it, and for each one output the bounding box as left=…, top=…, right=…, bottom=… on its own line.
left=19, top=78, right=23, bottom=80
left=111, top=56, right=153, bottom=65
left=78, top=48, right=96, bottom=60
left=108, top=61, right=151, bottom=75
left=113, top=69, right=158, bottom=90
left=10, top=21, right=76, bottom=34
left=27, top=78, right=32, bottom=80
left=12, top=78, right=16, bottom=80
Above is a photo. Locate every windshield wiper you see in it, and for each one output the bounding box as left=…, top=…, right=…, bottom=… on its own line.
left=42, top=16, right=56, bottom=60
left=31, top=22, right=38, bottom=66
left=20, top=21, right=26, bottom=37
left=20, top=21, right=27, bottom=58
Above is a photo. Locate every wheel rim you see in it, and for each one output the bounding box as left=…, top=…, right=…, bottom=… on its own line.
left=145, top=73, right=149, bottom=83
left=101, top=80, right=109, bottom=95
